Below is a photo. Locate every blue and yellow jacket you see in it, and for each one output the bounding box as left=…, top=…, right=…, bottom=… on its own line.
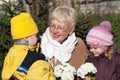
left=2, top=43, right=55, bottom=80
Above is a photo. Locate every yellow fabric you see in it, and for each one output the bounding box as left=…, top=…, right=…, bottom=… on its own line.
left=2, top=45, right=28, bottom=80
left=11, top=12, right=38, bottom=39
left=12, top=71, right=26, bottom=80
left=27, top=61, right=55, bottom=80
left=2, top=45, right=55, bottom=80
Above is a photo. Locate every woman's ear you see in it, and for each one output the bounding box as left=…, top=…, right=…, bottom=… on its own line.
left=69, top=27, right=75, bottom=35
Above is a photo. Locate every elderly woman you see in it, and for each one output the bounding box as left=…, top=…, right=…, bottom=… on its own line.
left=41, top=4, right=87, bottom=80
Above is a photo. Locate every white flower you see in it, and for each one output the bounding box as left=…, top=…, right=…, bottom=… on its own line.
left=54, top=63, right=76, bottom=80
left=77, top=62, right=97, bottom=79
left=54, top=65, right=64, bottom=77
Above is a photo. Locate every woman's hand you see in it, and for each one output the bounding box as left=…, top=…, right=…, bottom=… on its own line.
left=84, top=76, right=91, bottom=80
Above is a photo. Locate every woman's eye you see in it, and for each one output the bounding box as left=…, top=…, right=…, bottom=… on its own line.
left=50, top=24, right=55, bottom=27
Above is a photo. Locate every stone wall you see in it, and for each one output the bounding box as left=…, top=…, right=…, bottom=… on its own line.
left=79, top=1, right=120, bottom=15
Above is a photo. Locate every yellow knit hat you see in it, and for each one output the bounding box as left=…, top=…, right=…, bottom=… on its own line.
left=11, top=12, right=38, bottom=39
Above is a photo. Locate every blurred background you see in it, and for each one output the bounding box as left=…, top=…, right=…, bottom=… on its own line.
left=0, top=0, right=120, bottom=79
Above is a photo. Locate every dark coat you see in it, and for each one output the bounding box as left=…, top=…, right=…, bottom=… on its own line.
left=86, top=53, right=120, bottom=80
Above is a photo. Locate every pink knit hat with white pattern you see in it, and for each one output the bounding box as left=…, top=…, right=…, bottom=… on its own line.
left=86, top=21, right=113, bottom=49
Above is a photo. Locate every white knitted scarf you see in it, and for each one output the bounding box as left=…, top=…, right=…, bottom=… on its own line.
left=41, top=27, right=78, bottom=63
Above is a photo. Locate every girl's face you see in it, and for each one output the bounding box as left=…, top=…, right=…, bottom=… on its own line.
left=50, top=19, right=74, bottom=43
left=27, top=34, right=38, bottom=46
left=88, top=46, right=107, bottom=57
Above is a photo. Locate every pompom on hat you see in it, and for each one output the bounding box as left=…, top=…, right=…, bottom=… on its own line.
left=11, top=12, right=38, bottom=39
left=86, top=21, right=113, bottom=49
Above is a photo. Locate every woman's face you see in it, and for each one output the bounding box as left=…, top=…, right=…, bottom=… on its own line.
left=50, top=19, right=74, bottom=43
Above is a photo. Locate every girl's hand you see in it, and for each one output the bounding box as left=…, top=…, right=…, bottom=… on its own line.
left=84, top=76, right=91, bottom=80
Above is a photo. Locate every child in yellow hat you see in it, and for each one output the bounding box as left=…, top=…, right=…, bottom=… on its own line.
left=2, top=12, right=55, bottom=80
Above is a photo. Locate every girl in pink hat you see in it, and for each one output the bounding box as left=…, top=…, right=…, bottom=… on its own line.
left=84, top=21, right=120, bottom=80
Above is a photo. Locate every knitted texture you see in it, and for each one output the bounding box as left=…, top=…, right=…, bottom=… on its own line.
left=86, top=21, right=113, bottom=48
left=11, top=12, right=38, bottom=39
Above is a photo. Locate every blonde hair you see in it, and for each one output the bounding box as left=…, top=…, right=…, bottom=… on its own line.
left=49, top=5, right=78, bottom=28
left=105, top=45, right=116, bottom=60
left=87, top=45, right=118, bottom=60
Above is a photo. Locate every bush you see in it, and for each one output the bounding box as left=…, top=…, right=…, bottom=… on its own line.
left=0, top=1, right=120, bottom=79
